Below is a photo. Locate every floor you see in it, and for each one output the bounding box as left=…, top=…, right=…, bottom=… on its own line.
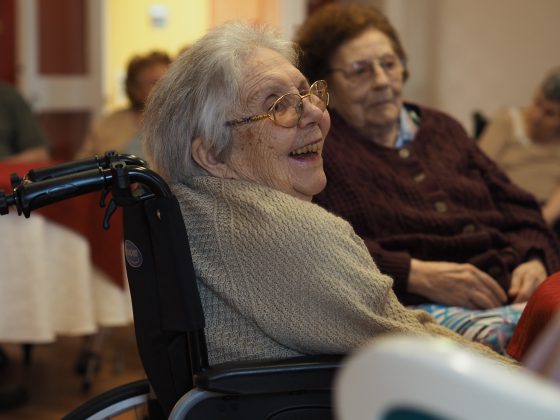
left=0, top=325, right=145, bottom=419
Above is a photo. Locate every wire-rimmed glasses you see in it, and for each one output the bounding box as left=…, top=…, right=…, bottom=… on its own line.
left=225, top=80, right=329, bottom=128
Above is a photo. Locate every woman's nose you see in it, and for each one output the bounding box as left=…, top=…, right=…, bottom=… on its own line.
left=371, top=62, right=391, bottom=87
left=298, top=97, right=325, bottom=127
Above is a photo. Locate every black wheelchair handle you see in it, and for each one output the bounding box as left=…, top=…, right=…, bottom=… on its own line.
left=4, top=164, right=172, bottom=218
left=25, top=151, right=147, bottom=182
left=123, top=166, right=173, bottom=198
left=13, top=167, right=109, bottom=217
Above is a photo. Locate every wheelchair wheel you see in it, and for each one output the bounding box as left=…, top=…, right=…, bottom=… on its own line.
left=62, top=379, right=151, bottom=419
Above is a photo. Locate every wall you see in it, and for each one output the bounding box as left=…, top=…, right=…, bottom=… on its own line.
left=22, top=0, right=560, bottom=137
left=0, top=0, right=16, bottom=84
left=105, top=0, right=209, bottom=109
left=210, top=0, right=279, bottom=29
left=104, top=0, right=301, bottom=111
left=384, top=0, right=560, bottom=135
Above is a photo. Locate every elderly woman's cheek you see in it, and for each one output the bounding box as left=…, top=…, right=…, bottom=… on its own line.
left=237, top=135, right=289, bottom=190
left=320, top=108, right=332, bottom=137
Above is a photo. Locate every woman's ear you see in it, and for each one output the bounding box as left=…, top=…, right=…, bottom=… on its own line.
left=191, top=137, right=231, bottom=178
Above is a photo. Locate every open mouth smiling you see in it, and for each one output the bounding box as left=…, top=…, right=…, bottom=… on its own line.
left=289, top=142, right=320, bottom=158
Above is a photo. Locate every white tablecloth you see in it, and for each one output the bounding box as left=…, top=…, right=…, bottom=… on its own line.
left=0, top=212, right=133, bottom=343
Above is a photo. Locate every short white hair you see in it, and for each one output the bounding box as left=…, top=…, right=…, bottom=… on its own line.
left=143, top=21, right=298, bottom=182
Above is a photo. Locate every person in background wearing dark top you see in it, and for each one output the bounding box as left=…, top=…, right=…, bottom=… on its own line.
left=77, top=50, right=171, bottom=159
left=0, top=81, right=49, bottom=162
left=296, top=3, right=560, bottom=354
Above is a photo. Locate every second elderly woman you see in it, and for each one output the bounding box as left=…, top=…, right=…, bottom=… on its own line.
left=142, top=21, right=511, bottom=366
left=296, top=3, right=560, bottom=354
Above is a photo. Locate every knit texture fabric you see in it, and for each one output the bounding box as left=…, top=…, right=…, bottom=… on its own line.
left=314, top=105, right=560, bottom=305
left=172, top=176, right=512, bottom=366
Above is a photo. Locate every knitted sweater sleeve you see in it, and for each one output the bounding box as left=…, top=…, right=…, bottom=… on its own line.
left=177, top=178, right=516, bottom=366
left=182, top=179, right=456, bottom=355
left=217, top=202, right=432, bottom=356
left=362, top=238, right=411, bottom=295
left=468, top=139, right=560, bottom=274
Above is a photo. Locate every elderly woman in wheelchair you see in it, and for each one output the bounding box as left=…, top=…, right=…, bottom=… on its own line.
left=143, top=21, right=511, bottom=371
left=2, top=21, right=515, bottom=420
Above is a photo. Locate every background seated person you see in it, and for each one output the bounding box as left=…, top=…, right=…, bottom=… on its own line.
left=295, top=3, right=560, bottom=354
left=142, top=21, right=512, bottom=366
left=479, top=67, right=560, bottom=227
left=0, top=81, right=49, bottom=162
left=77, top=50, right=171, bottom=159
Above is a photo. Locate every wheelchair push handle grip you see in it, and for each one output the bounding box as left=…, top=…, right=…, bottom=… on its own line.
left=13, top=168, right=110, bottom=217
left=27, top=157, right=103, bottom=182
left=1, top=161, right=171, bottom=218
left=26, top=151, right=147, bottom=182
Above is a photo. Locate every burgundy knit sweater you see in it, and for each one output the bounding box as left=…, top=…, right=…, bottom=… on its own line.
left=314, top=104, right=560, bottom=305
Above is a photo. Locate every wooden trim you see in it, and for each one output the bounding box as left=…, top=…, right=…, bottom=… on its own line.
left=38, top=0, right=87, bottom=75
left=0, top=0, right=16, bottom=83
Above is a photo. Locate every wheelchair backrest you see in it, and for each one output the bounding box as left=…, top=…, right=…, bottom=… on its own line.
left=123, top=192, right=208, bottom=414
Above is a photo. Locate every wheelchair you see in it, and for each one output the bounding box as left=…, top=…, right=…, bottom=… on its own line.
left=0, top=152, right=341, bottom=419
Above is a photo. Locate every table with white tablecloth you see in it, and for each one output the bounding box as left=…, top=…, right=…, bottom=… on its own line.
left=0, top=161, right=132, bottom=344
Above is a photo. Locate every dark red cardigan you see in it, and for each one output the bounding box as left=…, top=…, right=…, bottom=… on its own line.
left=314, top=104, right=560, bottom=305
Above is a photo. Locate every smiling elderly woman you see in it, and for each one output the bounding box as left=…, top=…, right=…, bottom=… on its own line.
left=142, top=21, right=510, bottom=366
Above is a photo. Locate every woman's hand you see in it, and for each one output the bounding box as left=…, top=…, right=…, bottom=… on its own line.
left=509, top=259, right=547, bottom=303
left=408, top=259, right=508, bottom=309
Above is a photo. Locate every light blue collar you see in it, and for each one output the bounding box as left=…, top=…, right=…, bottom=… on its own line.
left=394, top=107, right=416, bottom=149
